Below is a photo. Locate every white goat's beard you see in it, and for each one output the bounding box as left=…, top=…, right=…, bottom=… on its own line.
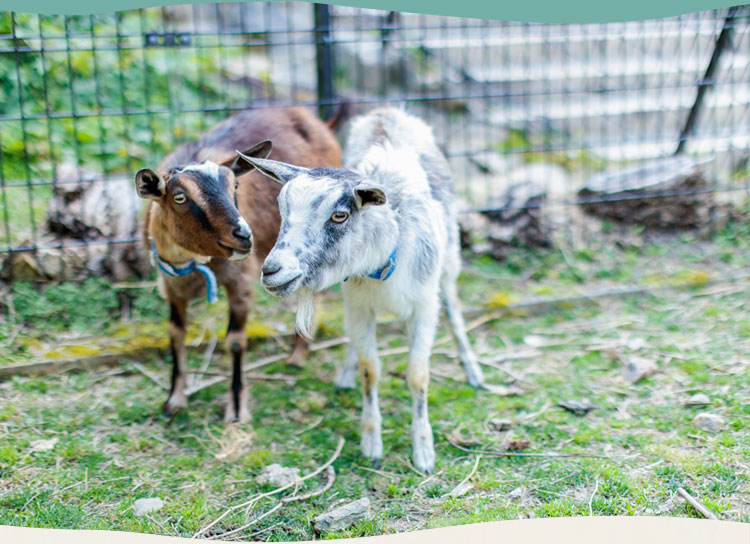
left=295, top=287, right=316, bottom=339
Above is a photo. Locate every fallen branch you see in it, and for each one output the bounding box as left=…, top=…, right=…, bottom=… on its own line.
left=130, top=362, right=167, bottom=390
left=676, top=487, right=718, bottom=520
left=190, top=332, right=218, bottom=388
left=446, top=436, right=614, bottom=459
left=441, top=455, right=481, bottom=498
left=205, top=501, right=283, bottom=541
left=281, top=465, right=335, bottom=503
left=186, top=353, right=290, bottom=397
left=192, top=435, right=345, bottom=539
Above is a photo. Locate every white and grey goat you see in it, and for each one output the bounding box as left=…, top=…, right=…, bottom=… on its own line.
left=237, top=107, right=484, bottom=473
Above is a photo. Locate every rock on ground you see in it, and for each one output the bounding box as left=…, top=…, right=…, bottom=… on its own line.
left=312, top=497, right=371, bottom=534
left=133, top=498, right=164, bottom=517
left=256, top=464, right=300, bottom=487
left=693, top=413, right=724, bottom=432
left=685, top=393, right=711, bottom=407
left=622, top=356, right=657, bottom=384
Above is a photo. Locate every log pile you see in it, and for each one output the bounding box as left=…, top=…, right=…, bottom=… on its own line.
left=459, top=181, right=553, bottom=260
left=577, top=156, right=722, bottom=230
left=2, top=164, right=149, bottom=281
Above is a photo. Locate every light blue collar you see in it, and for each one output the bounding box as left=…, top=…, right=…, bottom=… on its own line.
left=150, top=241, right=218, bottom=303
left=344, top=247, right=397, bottom=283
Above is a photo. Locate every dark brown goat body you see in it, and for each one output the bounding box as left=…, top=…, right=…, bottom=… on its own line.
left=138, top=107, right=341, bottom=421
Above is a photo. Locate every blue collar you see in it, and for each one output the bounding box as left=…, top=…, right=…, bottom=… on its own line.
left=344, top=247, right=397, bottom=283
left=150, top=241, right=219, bottom=303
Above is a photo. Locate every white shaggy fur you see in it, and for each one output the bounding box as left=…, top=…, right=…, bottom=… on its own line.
left=245, top=107, right=484, bottom=474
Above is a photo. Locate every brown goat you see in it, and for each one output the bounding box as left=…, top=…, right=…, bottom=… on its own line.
left=135, top=107, right=341, bottom=422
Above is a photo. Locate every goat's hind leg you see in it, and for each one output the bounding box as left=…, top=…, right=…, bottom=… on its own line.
left=164, top=296, right=189, bottom=416
left=334, top=343, right=358, bottom=390
left=441, top=279, right=485, bottom=388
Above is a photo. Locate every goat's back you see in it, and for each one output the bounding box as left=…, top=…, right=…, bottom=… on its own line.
left=160, top=106, right=342, bottom=258
left=343, top=107, right=456, bottom=216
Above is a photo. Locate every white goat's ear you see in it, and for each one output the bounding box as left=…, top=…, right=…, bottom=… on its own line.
left=228, top=140, right=273, bottom=177
left=234, top=153, right=307, bottom=185
left=354, top=184, right=387, bottom=208
left=135, top=168, right=165, bottom=200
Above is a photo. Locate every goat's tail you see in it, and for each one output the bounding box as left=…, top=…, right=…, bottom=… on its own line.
left=325, top=101, right=352, bottom=132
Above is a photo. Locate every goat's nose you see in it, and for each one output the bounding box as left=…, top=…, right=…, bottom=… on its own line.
left=232, top=225, right=251, bottom=241
left=262, top=260, right=281, bottom=277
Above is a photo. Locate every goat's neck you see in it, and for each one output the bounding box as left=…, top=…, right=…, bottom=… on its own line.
left=148, top=203, right=203, bottom=265
left=357, top=206, right=399, bottom=271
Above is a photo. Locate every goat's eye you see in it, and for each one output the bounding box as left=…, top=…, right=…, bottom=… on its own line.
left=173, top=193, right=187, bottom=204
left=331, top=211, right=349, bottom=223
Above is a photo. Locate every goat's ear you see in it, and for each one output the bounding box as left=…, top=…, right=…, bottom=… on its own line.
left=234, top=153, right=307, bottom=185
left=227, top=140, right=273, bottom=177
left=354, top=183, right=387, bottom=208
left=135, top=168, right=165, bottom=200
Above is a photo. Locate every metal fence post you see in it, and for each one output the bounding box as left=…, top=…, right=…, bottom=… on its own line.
left=675, top=6, right=739, bottom=155
left=314, top=3, right=335, bottom=120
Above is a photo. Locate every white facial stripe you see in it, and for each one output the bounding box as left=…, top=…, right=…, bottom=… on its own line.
left=179, top=160, right=221, bottom=179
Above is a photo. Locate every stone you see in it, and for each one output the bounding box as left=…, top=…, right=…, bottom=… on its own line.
left=685, top=393, right=711, bottom=407
left=509, top=486, right=525, bottom=500
left=256, top=464, right=301, bottom=488
left=312, top=497, right=371, bottom=534
left=693, top=413, right=724, bottom=433
left=446, top=481, right=473, bottom=498
left=29, top=437, right=58, bottom=453
left=558, top=399, right=596, bottom=416
left=622, top=356, right=657, bottom=384
left=133, top=498, right=164, bottom=517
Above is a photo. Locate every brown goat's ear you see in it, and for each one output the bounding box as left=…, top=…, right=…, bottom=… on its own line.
left=354, top=183, right=387, bottom=208
left=135, top=168, right=165, bottom=200
left=227, top=140, right=273, bottom=177
left=234, top=154, right=308, bottom=185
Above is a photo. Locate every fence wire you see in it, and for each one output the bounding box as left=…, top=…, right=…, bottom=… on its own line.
left=0, top=4, right=749, bottom=280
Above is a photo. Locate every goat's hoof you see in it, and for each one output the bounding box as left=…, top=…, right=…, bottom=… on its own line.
left=333, top=377, right=356, bottom=391
left=469, top=379, right=487, bottom=390
left=224, top=405, right=251, bottom=424
left=461, top=365, right=486, bottom=390
left=360, top=433, right=383, bottom=462
left=412, top=446, right=435, bottom=475
left=286, top=351, right=306, bottom=368
left=162, top=394, right=188, bottom=416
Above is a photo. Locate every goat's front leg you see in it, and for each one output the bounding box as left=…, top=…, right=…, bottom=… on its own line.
left=346, top=299, right=382, bottom=463
left=407, top=297, right=440, bottom=474
left=164, top=295, right=188, bottom=416
left=224, top=283, right=251, bottom=423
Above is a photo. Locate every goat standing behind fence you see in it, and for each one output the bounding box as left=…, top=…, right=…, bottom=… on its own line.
left=134, top=107, right=342, bottom=422
left=238, top=107, right=484, bottom=473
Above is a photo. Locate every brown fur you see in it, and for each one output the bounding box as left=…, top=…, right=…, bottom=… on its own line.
left=140, top=107, right=341, bottom=422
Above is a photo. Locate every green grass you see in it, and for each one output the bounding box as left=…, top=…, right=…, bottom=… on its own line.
left=0, top=234, right=749, bottom=540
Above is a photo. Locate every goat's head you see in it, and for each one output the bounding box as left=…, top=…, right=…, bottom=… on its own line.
left=135, top=140, right=272, bottom=261
left=236, top=154, right=392, bottom=300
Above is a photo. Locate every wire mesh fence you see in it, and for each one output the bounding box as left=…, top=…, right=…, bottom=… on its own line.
left=1, top=3, right=749, bottom=281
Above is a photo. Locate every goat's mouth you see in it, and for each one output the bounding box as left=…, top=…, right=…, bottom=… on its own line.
left=263, top=274, right=302, bottom=296
left=218, top=242, right=252, bottom=261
